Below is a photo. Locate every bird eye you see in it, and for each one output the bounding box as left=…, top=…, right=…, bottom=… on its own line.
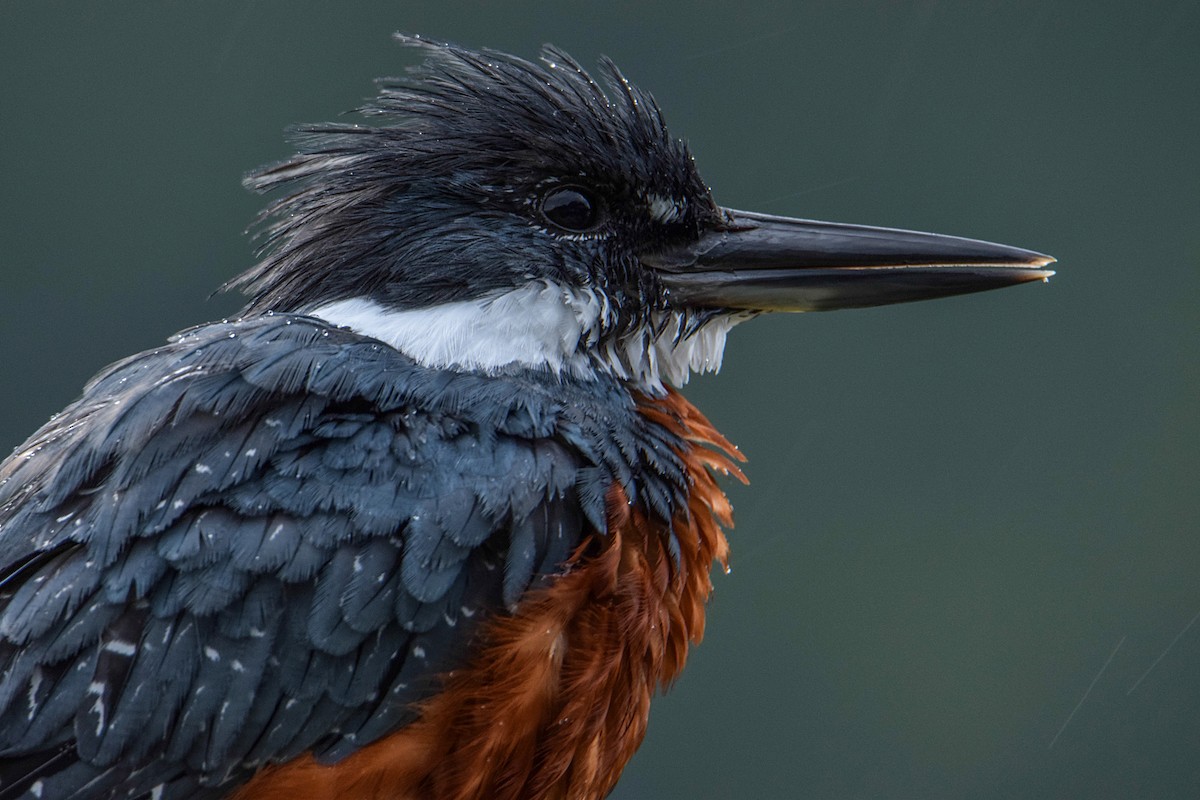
left=539, top=185, right=602, bottom=232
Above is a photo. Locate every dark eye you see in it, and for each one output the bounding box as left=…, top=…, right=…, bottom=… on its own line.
left=539, top=185, right=602, bottom=232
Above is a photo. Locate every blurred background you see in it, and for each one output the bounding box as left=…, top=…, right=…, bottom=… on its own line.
left=1, top=2, right=1196, bottom=797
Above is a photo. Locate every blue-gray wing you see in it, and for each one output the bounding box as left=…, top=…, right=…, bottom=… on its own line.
left=0, top=316, right=655, bottom=800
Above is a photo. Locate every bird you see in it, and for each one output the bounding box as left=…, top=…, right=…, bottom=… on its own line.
left=0, top=35, right=1053, bottom=800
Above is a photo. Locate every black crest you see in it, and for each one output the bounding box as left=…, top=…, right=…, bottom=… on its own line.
left=231, top=35, right=717, bottom=318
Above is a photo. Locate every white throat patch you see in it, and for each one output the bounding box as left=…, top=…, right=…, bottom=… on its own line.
left=306, top=282, right=740, bottom=390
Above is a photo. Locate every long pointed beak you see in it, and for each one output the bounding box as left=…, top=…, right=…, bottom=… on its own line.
left=653, top=209, right=1055, bottom=312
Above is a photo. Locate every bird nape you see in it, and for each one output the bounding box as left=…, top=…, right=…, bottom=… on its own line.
left=0, top=35, right=1052, bottom=800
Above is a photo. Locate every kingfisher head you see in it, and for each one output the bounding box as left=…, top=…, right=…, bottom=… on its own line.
left=232, top=35, right=1052, bottom=389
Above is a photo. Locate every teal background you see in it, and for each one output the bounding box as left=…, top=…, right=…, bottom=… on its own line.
left=2, top=2, right=1197, bottom=797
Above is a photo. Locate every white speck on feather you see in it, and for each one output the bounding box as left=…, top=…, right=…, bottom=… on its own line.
left=103, top=639, right=137, bottom=657
left=27, top=668, right=43, bottom=720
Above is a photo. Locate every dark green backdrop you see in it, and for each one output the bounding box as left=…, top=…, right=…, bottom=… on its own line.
left=2, top=3, right=1197, bottom=798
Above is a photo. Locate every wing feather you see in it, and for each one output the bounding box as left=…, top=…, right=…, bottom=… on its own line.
left=0, top=315, right=676, bottom=799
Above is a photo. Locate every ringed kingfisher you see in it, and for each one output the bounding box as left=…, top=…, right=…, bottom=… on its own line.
left=0, top=36, right=1053, bottom=800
